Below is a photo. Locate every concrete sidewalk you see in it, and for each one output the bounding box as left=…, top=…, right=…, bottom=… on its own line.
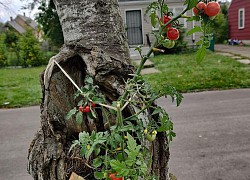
left=215, top=44, right=250, bottom=65
left=129, top=46, right=161, bottom=75
left=215, top=44, right=250, bottom=59
left=1, top=89, right=250, bottom=180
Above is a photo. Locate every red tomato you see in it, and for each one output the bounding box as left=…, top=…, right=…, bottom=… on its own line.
left=79, top=106, right=84, bottom=112
left=193, top=2, right=207, bottom=16
left=205, top=1, right=220, bottom=17
left=109, top=173, right=122, bottom=180
left=160, top=15, right=172, bottom=28
left=167, top=28, right=179, bottom=41
left=83, top=105, right=91, bottom=113
left=91, top=102, right=96, bottom=108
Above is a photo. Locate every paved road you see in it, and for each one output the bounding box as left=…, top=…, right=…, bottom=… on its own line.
left=0, top=89, right=250, bottom=180
left=157, top=88, right=250, bottom=180
left=0, top=106, right=39, bottom=180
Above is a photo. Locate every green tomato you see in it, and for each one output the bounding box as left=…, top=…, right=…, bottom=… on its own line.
left=146, top=134, right=156, bottom=142
left=163, top=40, right=175, bottom=49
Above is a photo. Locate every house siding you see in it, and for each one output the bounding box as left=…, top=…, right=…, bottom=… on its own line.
left=118, top=1, right=201, bottom=46
left=228, top=0, right=250, bottom=43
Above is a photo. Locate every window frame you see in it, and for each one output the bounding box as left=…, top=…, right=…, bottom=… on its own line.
left=238, top=8, right=245, bottom=29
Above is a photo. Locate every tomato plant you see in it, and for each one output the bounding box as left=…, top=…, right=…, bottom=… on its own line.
left=167, top=27, right=179, bottom=41
left=205, top=1, right=220, bottom=17
left=193, top=2, right=206, bottom=16
left=62, top=0, right=218, bottom=179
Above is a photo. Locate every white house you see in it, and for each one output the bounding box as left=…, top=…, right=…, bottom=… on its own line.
left=118, top=0, right=200, bottom=46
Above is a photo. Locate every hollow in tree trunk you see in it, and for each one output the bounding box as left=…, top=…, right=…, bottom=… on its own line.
left=28, top=0, right=170, bottom=179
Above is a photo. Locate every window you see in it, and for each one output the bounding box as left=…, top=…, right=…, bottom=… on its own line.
left=238, top=8, right=245, bottom=29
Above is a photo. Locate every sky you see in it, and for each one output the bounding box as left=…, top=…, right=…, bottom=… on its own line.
left=0, top=0, right=231, bottom=23
left=0, top=0, right=38, bottom=23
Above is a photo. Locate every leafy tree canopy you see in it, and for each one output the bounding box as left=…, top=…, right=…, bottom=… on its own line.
left=36, top=0, right=64, bottom=47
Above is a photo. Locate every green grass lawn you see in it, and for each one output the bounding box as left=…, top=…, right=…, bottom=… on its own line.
left=144, top=52, right=250, bottom=93
left=1, top=52, right=250, bottom=108
left=0, top=66, right=46, bottom=108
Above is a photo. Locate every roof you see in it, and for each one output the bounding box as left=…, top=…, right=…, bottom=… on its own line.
left=5, top=14, right=38, bottom=34
left=16, top=15, right=37, bottom=29
left=6, top=20, right=26, bottom=33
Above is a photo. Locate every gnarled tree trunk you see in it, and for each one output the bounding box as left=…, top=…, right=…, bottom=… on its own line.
left=28, top=0, right=170, bottom=179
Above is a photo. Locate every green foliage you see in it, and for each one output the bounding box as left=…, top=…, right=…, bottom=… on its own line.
left=4, top=29, right=20, bottom=66
left=18, top=30, right=43, bottom=67
left=36, top=1, right=64, bottom=48
left=184, top=0, right=199, bottom=10
left=0, top=33, right=7, bottom=67
left=4, top=29, right=19, bottom=49
left=209, top=13, right=228, bottom=43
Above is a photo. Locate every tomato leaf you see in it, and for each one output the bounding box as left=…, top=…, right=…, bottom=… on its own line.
left=185, top=0, right=199, bottom=10
left=126, top=133, right=137, bottom=152
left=187, top=16, right=200, bottom=22
left=84, top=76, right=93, bottom=84
left=110, top=160, right=129, bottom=176
left=186, top=26, right=202, bottom=36
left=77, top=100, right=83, bottom=106
left=94, top=172, right=104, bottom=179
left=65, top=107, right=77, bottom=120
left=93, top=157, right=103, bottom=168
left=196, top=45, right=207, bottom=63
left=92, top=96, right=105, bottom=104
left=152, top=107, right=162, bottom=115
left=150, top=11, right=157, bottom=28
left=76, top=112, right=83, bottom=125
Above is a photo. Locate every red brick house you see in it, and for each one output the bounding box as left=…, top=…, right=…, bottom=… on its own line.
left=228, top=0, right=250, bottom=45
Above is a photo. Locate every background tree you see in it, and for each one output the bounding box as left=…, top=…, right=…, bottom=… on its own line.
left=18, top=29, right=43, bottom=67
left=36, top=0, right=64, bottom=49
left=210, top=2, right=228, bottom=43
left=0, top=32, right=7, bottom=67
left=4, top=30, right=20, bottom=66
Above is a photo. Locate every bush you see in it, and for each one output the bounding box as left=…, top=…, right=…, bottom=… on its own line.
left=18, top=30, right=43, bottom=67
left=4, top=29, right=20, bottom=66
left=0, top=33, right=7, bottom=67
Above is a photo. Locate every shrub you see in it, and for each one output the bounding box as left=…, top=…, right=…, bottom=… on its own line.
left=0, top=33, right=7, bottom=67
left=18, top=30, right=43, bottom=67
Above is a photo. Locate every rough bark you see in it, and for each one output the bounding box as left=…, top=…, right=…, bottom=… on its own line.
left=28, top=0, right=170, bottom=179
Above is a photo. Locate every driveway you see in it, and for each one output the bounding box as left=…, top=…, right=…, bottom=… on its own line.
left=0, top=89, right=250, bottom=180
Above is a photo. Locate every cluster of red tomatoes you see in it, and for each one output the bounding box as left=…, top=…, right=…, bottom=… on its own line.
left=193, top=1, right=220, bottom=17
left=160, top=15, right=180, bottom=41
left=160, top=15, right=179, bottom=48
left=78, top=102, right=96, bottom=113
